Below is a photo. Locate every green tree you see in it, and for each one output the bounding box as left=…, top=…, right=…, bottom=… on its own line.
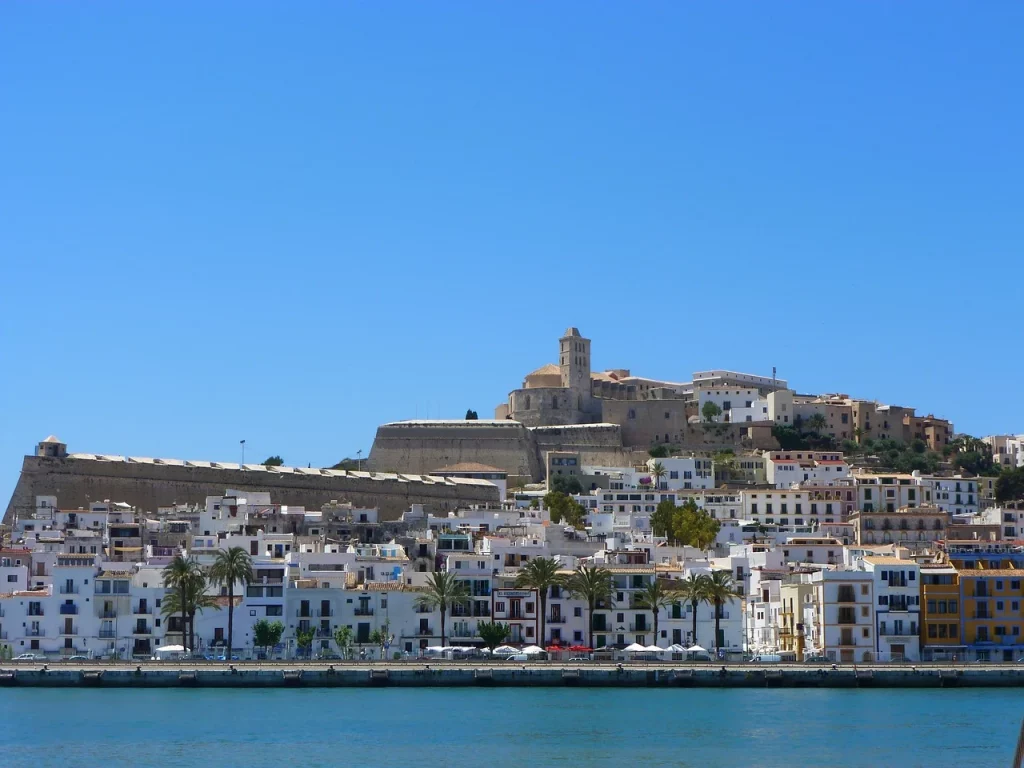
left=650, top=461, right=667, bottom=489
left=702, top=401, right=722, bottom=423
left=672, top=500, right=721, bottom=550
left=706, top=570, right=740, bottom=651
left=805, top=413, right=828, bottom=434
left=635, top=579, right=680, bottom=646
left=549, top=474, right=583, bottom=495
left=773, top=425, right=811, bottom=450
left=262, top=455, right=284, bottom=467
left=415, top=571, right=470, bottom=647
left=162, top=566, right=219, bottom=653
left=296, top=627, right=317, bottom=658
left=477, top=621, right=511, bottom=651
left=996, top=467, right=1024, bottom=504
left=162, top=555, right=201, bottom=651
left=465, top=409, right=479, bottom=420
left=369, top=622, right=391, bottom=658
left=544, top=491, right=587, bottom=529
left=563, top=565, right=615, bottom=651
left=208, top=546, right=254, bottom=656
left=648, top=445, right=669, bottom=459
left=333, top=625, right=353, bottom=659
left=677, top=573, right=711, bottom=647
left=713, top=451, right=737, bottom=484
left=252, top=619, right=285, bottom=657
left=515, top=557, right=564, bottom=645
left=650, top=499, right=677, bottom=540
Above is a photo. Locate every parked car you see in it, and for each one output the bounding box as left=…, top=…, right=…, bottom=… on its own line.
left=13, top=653, right=45, bottom=661
left=506, top=653, right=535, bottom=662
left=66, top=655, right=90, bottom=662
left=803, top=655, right=830, bottom=663
left=317, top=652, right=342, bottom=661
left=567, top=656, right=591, bottom=662
left=749, top=654, right=783, bottom=663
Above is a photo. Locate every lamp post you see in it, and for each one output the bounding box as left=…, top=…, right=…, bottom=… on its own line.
left=240, top=440, right=246, bottom=469
left=357, top=449, right=363, bottom=472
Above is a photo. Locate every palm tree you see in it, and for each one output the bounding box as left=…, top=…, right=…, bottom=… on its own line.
left=677, top=573, right=711, bottom=647
left=806, top=413, right=828, bottom=435
left=563, top=565, right=614, bottom=651
left=208, top=547, right=254, bottom=657
left=650, top=461, right=667, bottom=490
left=162, top=555, right=199, bottom=651
left=705, top=570, right=740, bottom=652
left=515, top=557, right=563, bottom=645
left=635, top=578, right=679, bottom=647
left=161, top=568, right=219, bottom=653
left=415, top=571, right=470, bottom=647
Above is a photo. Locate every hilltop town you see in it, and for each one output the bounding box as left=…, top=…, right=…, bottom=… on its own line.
left=3, top=327, right=1024, bottom=665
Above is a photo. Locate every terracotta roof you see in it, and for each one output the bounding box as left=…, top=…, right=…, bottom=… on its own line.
left=863, top=556, right=916, bottom=565
left=958, top=569, right=1024, bottom=577
left=360, top=582, right=422, bottom=592
left=526, top=363, right=560, bottom=377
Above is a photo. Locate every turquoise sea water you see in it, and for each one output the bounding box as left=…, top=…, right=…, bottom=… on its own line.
left=0, top=688, right=1020, bottom=767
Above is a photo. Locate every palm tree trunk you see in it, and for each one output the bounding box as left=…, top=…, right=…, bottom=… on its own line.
left=539, top=591, right=547, bottom=647
left=588, top=599, right=594, bottom=651
left=714, top=600, right=721, bottom=650
left=440, top=604, right=447, bottom=648
left=653, top=609, right=658, bottom=646
left=180, top=587, right=187, bottom=652
left=691, top=601, right=698, bottom=646
left=227, top=580, right=234, bottom=657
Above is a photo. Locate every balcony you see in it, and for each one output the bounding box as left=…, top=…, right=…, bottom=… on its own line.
left=547, top=615, right=567, bottom=624
left=99, top=629, right=117, bottom=639
left=317, top=609, right=334, bottom=618
left=354, top=608, right=374, bottom=616
left=879, top=629, right=917, bottom=637
left=629, top=623, right=650, bottom=633
left=410, top=627, right=434, bottom=636
left=59, top=604, right=79, bottom=615
left=315, top=628, right=333, bottom=638
left=100, top=610, right=117, bottom=619
left=26, top=628, right=45, bottom=637
left=27, top=610, right=44, bottom=618
left=59, top=586, right=79, bottom=595
left=0, top=631, right=6, bottom=640
left=133, top=605, right=153, bottom=615
left=59, top=625, right=79, bottom=636
left=296, top=610, right=313, bottom=618
left=133, top=625, right=153, bottom=635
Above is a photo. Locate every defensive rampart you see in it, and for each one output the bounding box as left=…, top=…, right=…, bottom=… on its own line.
left=4, top=454, right=499, bottom=524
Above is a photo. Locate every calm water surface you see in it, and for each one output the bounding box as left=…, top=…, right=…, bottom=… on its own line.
left=1, top=688, right=1020, bottom=767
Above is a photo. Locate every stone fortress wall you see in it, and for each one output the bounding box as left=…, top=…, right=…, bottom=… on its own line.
left=367, top=420, right=543, bottom=481
left=4, top=448, right=499, bottom=525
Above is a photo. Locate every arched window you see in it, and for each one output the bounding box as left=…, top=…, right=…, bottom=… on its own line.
left=525, top=395, right=531, bottom=410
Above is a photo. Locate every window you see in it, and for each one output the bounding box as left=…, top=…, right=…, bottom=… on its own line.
left=574, top=607, right=582, bottom=617
left=6, top=575, right=15, bottom=583
left=266, top=606, right=282, bottom=616
left=862, top=628, right=869, bottom=637
left=861, top=584, right=869, bottom=595
left=928, top=624, right=937, bottom=638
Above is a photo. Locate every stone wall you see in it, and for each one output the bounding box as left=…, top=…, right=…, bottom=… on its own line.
left=4, top=455, right=499, bottom=524
left=367, top=420, right=543, bottom=482
left=508, top=387, right=592, bottom=427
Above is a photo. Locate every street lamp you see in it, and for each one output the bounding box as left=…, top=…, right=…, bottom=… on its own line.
left=240, top=439, right=246, bottom=468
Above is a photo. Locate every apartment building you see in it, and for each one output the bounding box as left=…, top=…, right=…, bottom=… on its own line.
left=861, top=556, right=921, bottom=662
left=808, top=568, right=875, bottom=663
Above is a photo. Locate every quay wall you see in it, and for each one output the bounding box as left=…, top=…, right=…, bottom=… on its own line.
left=4, top=663, right=1024, bottom=688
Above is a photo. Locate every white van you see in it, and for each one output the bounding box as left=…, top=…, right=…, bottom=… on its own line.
left=506, top=653, right=532, bottom=662
left=749, top=654, right=783, bottom=663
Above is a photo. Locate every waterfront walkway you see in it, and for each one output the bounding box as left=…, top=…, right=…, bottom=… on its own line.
left=3, top=659, right=1024, bottom=688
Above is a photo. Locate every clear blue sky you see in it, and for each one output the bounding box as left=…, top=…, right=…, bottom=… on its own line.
left=3, top=2, right=1023, bottom=505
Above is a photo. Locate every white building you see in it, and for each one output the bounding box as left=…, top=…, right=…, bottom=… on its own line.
left=860, top=555, right=921, bottom=662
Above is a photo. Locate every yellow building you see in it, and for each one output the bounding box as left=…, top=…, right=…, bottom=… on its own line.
left=919, top=563, right=961, bottom=661
left=959, top=569, right=1024, bottom=662
left=778, top=580, right=816, bottom=657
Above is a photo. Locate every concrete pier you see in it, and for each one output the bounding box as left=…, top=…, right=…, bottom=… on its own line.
left=2, top=661, right=1024, bottom=688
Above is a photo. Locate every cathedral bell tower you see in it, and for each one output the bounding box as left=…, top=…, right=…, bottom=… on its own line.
left=558, top=327, right=591, bottom=392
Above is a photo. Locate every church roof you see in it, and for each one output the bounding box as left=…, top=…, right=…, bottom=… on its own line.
left=42, top=435, right=63, bottom=443
left=562, top=327, right=581, bottom=338
left=526, top=363, right=560, bottom=377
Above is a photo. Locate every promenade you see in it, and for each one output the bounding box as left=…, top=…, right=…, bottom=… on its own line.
left=3, top=659, right=1024, bottom=688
